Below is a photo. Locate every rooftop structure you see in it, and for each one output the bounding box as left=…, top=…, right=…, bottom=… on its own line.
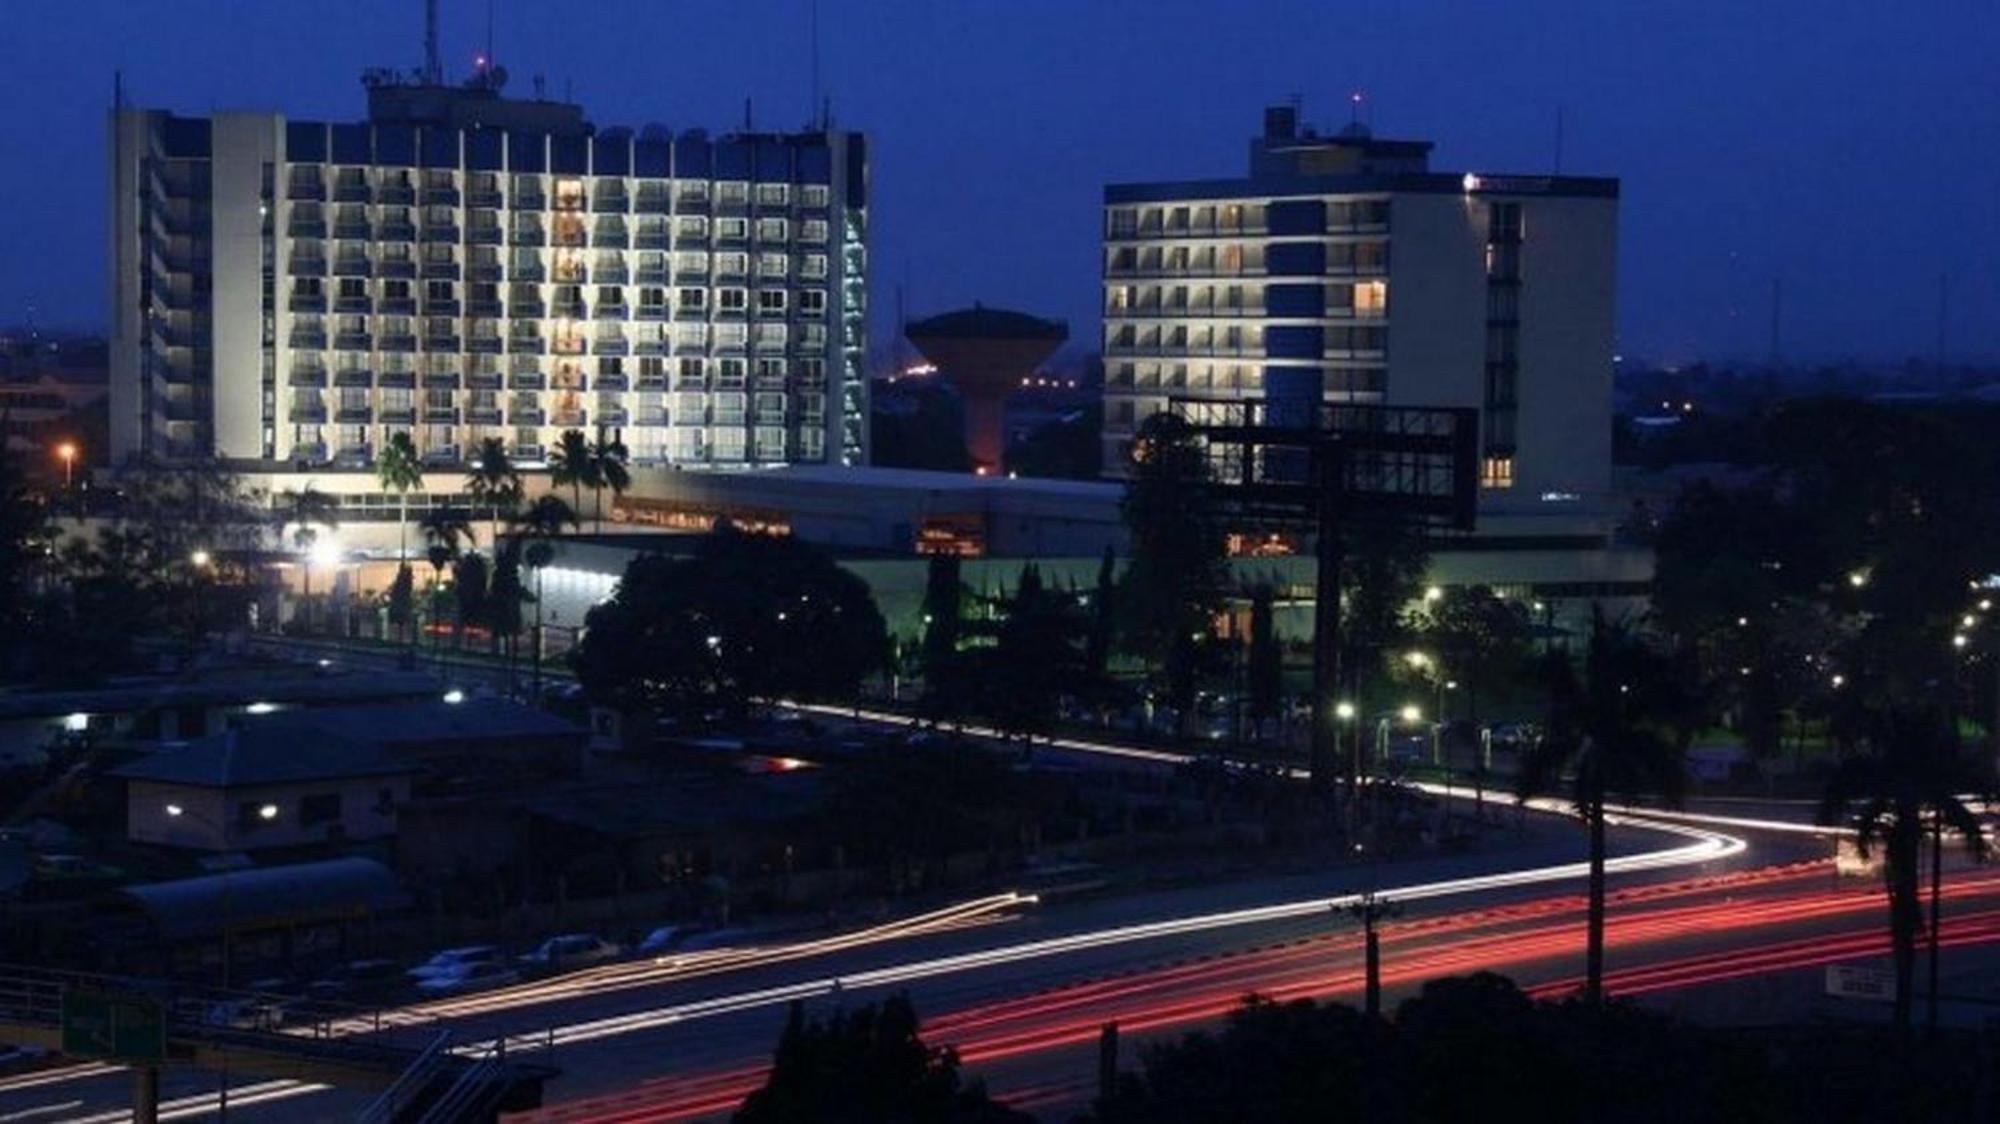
left=905, top=305, right=1068, bottom=473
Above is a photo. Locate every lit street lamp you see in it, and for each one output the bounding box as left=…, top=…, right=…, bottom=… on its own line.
left=55, top=441, right=77, bottom=489
left=164, top=800, right=276, bottom=1122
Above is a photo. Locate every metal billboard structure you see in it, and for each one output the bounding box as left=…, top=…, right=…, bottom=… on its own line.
left=1168, top=397, right=1480, bottom=789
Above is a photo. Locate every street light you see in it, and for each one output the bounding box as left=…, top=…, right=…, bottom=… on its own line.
left=1423, top=585, right=1444, bottom=604
left=190, top=549, right=212, bottom=568
left=1400, top=703, right=1423, bottom=725
left=55, top=441, right=77, bottom=488
left=161, top=801, right=266, bottom=1122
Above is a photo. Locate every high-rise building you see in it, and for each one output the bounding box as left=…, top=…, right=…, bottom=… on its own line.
left=1100, top=104, right=1618, bottom=514
left=110, top=70, right=868, bottom=475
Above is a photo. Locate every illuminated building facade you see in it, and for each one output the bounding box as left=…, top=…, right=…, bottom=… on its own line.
left=1101, top=104, right=1619, bottom=515
left=109, top=73, right=868, bottom=473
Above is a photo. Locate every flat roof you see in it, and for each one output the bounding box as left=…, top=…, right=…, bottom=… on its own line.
left=113, top=725, right=412, bottom=788
left=115, top=857, right=403, bottom=940
left=1104, top=170, right=1620, bottom=205
left=263, top=698, right=583, bottom=747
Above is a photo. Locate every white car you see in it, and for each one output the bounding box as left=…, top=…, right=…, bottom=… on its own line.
left=406, top=945, right=502, bottom=982
left=413, top=961, right=520, bottom=996
left=518, top=934, right=622, bottom=971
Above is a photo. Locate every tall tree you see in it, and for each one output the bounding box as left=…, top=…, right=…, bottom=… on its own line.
left=1085, top=545, right=1117, bottom=683
left=451, top=551, right=490, bottom=652
left=1818, top=702, right=1989, bottom=1037
left=273, top=485, right=340, bottom=633
left=1415, top=584, right=1533, bottom=723
left=734, top=996, right=1028, bottom=1124
left=984, top=563, right=1085, bottom=741
left=549, top=428, right=596, bottom=518
left=1246, top=584, right=1282, bottom=742
left=513, top=494, right=577, bottom=697
left=1120, top=413, right=1229, bottom=737
left=589, top=426, right=632, bottom=533
left=420, top=506, right=471, bottom=659
left=374, top=431, right=424, bottom=563
left=918, top=552, right=968, bottom=721
left=1517, top=611, right=1689, bottom=1006
left=572, top=527, right=891, bottom=719
left=464, top=436, right=523, bottom=548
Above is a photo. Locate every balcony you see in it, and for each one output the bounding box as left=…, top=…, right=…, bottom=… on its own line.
left=288, top=218, right=327, bottom=239
left=377, top=184, right=416, bottom=205
left=592, top=194, right=630, bottom=214
left=333, top=368, right=373, bottom=388
left=674, top=304, right=708, bottom=321
left=288, top=256, right=327, bottom=277
left=509, top=301, right=546, bottom=319
left=635, top=190, right=670, bottom=214
left=634, top=337, right=668, bottom=356
left=424, top=407, right=461, bottom=425
left=553, top=409, right=588, bottom=428
left=421, top=372, right=461, bottom=391
left=638, top=374, right=670, bottom=391
left=469, top=298, right=504, bottom=318
left=377, top=260, right=417, bottom=280
left=380, top=334, right=418, bottom=353
left=378, top=371, right=416, bottom=390
left=291, top=442, right=329, bottom=462
left=334, top=331, right=373, bottom=351
left=637, top=410, right=669, bottom=426
left=287, top=180, right=326, bottom=202
left=334, top=221, right=372, bottom=241
left=380, top=222, right=417, bottom=242
left=422, top=444, right=460, bottom=464
left=509, top=408, right=546, bottom=426
left=514, top=443, right=546, bottom=461
left=289, top=329, right=328, bottom=350
left=468, top=188, right=504, bottom=209
left=379, top=297, right=417, bottom=315
left=597, top=407, right=630, bottom=426
left=467, top=371, right=504, bottom=390
left=594, top=303, right=630, bottom=320
left=333, top=257, right=373, bottom=278
left=468, top=262, right=504, bottom=283
left=423, top=334, right=462, bottom=352
left=594, top=373, right=630, bottom=392
left=334, top=443, right=372, bottom=466
left=381, top=407, right=416, bottom=425
left=333, top=181, right=372, bottom=203
left=636, top=265, right=669, bottom=284
left=513, top=191, right=547, bottom=210
left=674, top=266, right=710, bottom=283
left=289, top=294, right=328, bottom=314
left=468, top=407, right=504, bottom=425
left=335, top=406, right=373, bottom=424
left=421, top=224, right=461, bottom=243
left=596, top=266, right=630, bottom=285
left=592, top=336, right=629, bottom=356
left=552, top=301, right=587, bottom=320
left=508, top=335, right=546, bottom=355
left=423, top=300, right=461, bottom=317
left=512, top=263, right=546, bottom=282
left=634, top=228, right=669, bottom=250
left=469, top=335, right=504, bottom=354
left=421, top=261, right=461, bottom=281
left=593, top=228, right=630, bottom=249
left=510, top=227, right=547, bottom=246
left=288, top=367, right=328, bottom=387
left=421, top=186, right=461, bottom=207
left=289, top=404, right=328, bottom=423
left=468, top=226, right=503, bottom=246
left=334, top=295, right=373, bottom=315
left=508, top=371, right=546, bottom=391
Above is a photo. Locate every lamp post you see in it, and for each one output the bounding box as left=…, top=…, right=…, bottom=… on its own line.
left=56, top=441, right=77, bottom=490
left=164, top=799, right=277, bottom=1123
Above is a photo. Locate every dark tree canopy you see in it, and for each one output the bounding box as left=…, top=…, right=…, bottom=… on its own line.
left=572, top=527, right=891, bottom=716
left=1120, top=413, right=1230, bottom=727
left=734, top=996, right=1029, bottom=1124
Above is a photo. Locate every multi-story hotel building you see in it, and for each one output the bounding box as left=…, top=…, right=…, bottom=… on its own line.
left=1101, top=105, right=1619, bottom=516
left=109, top=72, right=869, bottom=477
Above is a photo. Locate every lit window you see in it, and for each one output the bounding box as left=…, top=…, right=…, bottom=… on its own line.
left=1481, top=456, right=1515, bottom=490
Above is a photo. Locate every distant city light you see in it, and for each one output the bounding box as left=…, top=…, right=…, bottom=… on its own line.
left=443, top=688, right=466, bottom=704
left=245, top=701, right=278, bottom=715
left=257, top=803, right=279, bottom=820
left=63, top=712, right=88, bottom=732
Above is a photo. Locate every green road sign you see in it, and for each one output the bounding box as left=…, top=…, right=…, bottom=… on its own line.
left=61, top=987, right=166, bottom=1064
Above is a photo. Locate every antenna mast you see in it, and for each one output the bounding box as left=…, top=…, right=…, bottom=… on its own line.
left=424, top=0, right=442, bottom=84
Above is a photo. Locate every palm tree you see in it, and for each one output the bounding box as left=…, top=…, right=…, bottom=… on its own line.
left=464, top=437, right=523, bottom=550
left=274, top=485, right=340, bottom=634
left=549, top=429, right=596, bottom=519
left=512, top=495, right=578, bottom=697
left=1818, top=703, right=1988, bottom=1037
left=588, top=426, right=631, bottom=534
left=374, top=432, right=424, bottom=563
left=1517, top=610, right=1688, bottom=1006
left=419, top=506, right=470, bottom=663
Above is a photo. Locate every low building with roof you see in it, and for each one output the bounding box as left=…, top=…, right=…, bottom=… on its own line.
left=114, top=725, right=415, bottom=852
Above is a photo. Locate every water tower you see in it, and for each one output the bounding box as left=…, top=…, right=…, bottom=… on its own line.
left=905, top=305, right=1068, bottom=474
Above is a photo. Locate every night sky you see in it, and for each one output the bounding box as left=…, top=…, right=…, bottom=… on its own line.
left=3, top=0, right=1996, bottom=364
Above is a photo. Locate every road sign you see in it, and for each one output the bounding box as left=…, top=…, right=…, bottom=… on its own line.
left=1825, top=963, right=1896, bottom=1003
left=61, top=986, right=166, bottom=1064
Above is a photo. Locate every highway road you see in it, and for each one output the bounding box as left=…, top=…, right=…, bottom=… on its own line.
left=1, top=638, right=1988, bottom=1122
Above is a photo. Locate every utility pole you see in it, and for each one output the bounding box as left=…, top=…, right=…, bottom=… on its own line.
left=133, top=1067, right=159, bottom=1124
left=1344, top=888, right=1400, bottom=1018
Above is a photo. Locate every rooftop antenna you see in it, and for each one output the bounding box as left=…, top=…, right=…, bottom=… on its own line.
left=424, top=0, right=442, bottom=84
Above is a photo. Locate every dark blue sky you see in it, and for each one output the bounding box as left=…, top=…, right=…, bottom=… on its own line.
left=4, top=0, right=1996, bottom=363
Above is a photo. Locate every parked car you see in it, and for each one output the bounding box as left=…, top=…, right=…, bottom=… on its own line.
left=634, top=925, right=694, bottom=957
left=406, top=945, right=502, bottom=982
left=517, top=934, right=623, bottom=972
left=413, top=961, right=520, bottom=997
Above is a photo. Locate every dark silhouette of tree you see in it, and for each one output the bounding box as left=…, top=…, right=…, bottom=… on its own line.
left=451, top=552, right=489, bottom=651
left=1414, top=584, right=1533, bottom=723
left=572, top=527, right=890, bottom=718
left=589, top=426, right=631, bottom=533
left=1245, top=584, right=1282, bottom=741
left=549, top=428, right=595, bottom=518
left=1516, top=612, right=1688, bottom=1005
left=1120, top=413, right=1228, bottom=737
left=1818, top=702, right=1989, bottom=1037
left=734, top=996, right=1028, bottom=1124
left=918, top=552, right=972, bottom=723
left=984, top=563, right=1085, bottom=740
left=512, top=494, right=577, bottom=695
left=464, top=436, right=522, bottom=547
left=375, top=431, right=424, bottom=563
left=387, top=563, right=415, bottom=645
left=489, top=539, right=527, bottom=672
left=1338, top=520, right=1429, bottom=700
left=420, top=506, right=471, bottom=659
left=273, top=484, right=340, bottom=633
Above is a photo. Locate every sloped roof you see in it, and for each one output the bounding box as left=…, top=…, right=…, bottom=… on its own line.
left=112, top=725, right=412, bottom=788
left=905, top=305, right=1068, bottom=342
left=267, top=698, right=583, bottom=747
left=115, top=857, right=403, bottom=940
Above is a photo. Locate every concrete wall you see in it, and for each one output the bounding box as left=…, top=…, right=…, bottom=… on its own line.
left=211, top=114, right=281, bottom=461
left=127, top=775, right=410, bottom=851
